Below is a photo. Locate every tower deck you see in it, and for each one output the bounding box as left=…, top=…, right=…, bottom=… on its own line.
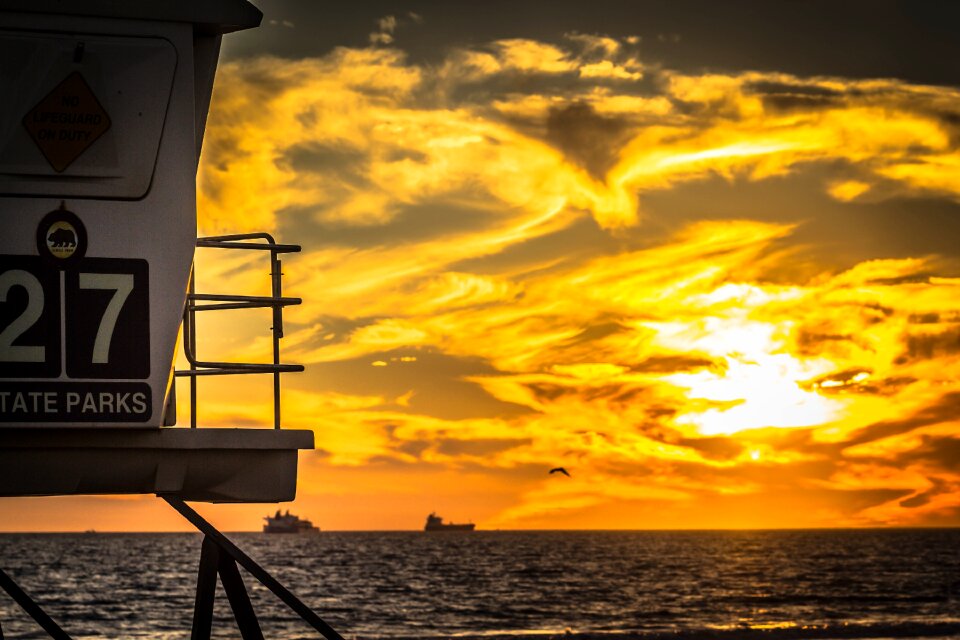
left=0, top=427, right=313, bottom=502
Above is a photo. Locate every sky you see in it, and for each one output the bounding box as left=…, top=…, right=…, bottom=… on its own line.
left=5, top=0, right=960, bottom=531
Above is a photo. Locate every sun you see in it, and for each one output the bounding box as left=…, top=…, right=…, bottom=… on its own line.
left=654, top=311, right=844, bottom=436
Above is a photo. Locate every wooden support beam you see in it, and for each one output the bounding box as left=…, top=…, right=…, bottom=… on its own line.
left=0, top=568, right=72, bottom=640
left=191, top=536, right=220, bottom=640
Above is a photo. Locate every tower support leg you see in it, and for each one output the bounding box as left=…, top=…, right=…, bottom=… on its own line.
left=165, top=496, right=344, bottom=640
left=0, top=567, right=71, bottom=640
left=191, top=536, right=219, bottom=640
left=218, top=553, right=264, bottom=640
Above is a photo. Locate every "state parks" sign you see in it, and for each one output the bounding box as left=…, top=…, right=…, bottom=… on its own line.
left=0, top=253, right=150, bottom=422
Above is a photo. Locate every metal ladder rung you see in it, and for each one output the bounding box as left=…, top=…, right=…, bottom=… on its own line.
left=176, top=364, right=304, bottom=377
left=196, top=240, right=301, bottom=253
left=189, top=293, right=301, bottom=312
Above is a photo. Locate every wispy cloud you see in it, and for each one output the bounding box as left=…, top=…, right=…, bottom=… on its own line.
left=189, top=34, right=960, bottom=528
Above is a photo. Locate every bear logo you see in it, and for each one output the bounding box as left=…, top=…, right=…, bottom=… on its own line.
left=45, top=221, right=79, bottom=259
left=48, top=227, right=77, bottom=248
left=36, top=203, right=86, bottom=264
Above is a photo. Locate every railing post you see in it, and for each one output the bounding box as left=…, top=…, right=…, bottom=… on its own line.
left=271, top=254, right=283, bottom=429
left=189, top=266, right=198, bottom=428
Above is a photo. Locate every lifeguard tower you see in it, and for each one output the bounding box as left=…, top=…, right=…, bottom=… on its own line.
left=0, top=1, right=342, bottom=637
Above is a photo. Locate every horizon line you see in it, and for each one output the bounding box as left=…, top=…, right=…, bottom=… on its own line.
left=3, top=525, right=960, bottom=534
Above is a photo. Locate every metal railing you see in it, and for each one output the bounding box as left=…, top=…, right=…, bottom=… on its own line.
left=175, top=233, right=304, bottom=429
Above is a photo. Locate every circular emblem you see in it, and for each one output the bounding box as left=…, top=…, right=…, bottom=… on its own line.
left=36, top=202, right=87, bottom=268
left=46, top=220, right=79, bottom=258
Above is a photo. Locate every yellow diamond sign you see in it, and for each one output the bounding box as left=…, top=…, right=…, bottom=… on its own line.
left=22, top=71, right=112, bottom=173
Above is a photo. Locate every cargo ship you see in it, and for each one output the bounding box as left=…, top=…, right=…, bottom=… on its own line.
left=424, top=512, right=475, bottom=532
left=263, top=510, right=320, bottom=534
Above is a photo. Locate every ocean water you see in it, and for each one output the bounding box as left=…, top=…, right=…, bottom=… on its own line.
left=1, top=529, right=959, bottom=639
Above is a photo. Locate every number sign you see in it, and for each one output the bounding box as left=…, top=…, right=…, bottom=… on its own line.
left=0, top=254, right=150, bottom=422
left=0, top=255, right=60, bottom=378
left=65, top=258, right=149, bottom=379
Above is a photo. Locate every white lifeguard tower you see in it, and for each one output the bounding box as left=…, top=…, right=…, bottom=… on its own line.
left=0, top=1, right=341, bottom=637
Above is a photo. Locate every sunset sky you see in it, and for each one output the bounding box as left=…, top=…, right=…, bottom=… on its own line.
left=5, top=0, right=960, bottom=531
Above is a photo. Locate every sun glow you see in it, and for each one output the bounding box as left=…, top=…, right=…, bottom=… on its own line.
left=667, top=356, right=843, bottom=435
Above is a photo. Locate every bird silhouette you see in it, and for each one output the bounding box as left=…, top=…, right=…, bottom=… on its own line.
left=549, top=467, right=571, bottom=477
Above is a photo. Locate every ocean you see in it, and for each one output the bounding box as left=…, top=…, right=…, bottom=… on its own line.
left=1, top=529, right=959, bottom=639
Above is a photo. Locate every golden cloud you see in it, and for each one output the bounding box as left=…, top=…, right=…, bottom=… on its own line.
left=189, top=35, right=960, bottom=528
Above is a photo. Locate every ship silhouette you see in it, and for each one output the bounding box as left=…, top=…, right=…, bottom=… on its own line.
left=424, top=512, right=475, bottom=532
left=263, top=509, right=320, bottom=534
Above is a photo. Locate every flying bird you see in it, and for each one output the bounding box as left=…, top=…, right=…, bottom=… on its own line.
left=549, top=467, right=571, bottom=477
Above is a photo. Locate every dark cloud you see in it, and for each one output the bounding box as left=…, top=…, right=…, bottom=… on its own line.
left=545, top=102, right=634, bottom=179
left=524, top=383, right=567, bottom=403
left=200, top=132, right=244, bottom=176
left=277, top=198, right=508, bottom=248
left=423, top=43, right=662, bottom=114
left=746, top=81, right=842, bottom=99
left=909, top=312, right=942, bottom=324
left=677, top=436, right=743, bottom=461
left=745, top=80, right=842, bottom=113
left=645, top=406, right=678, bottom=420
left=901, top=327, right=960, bottom=362
left=524, top=381, right=658, bottom=408
left=448, top=66, right=580, bottom=99
left=564, top=321, right=628, bottom=344
left=225, top=1, right=960, bottom=87
left=868, top=274, right=936, bottom=286
left=548, top=325, right=721, bottom=376
left=633, top=354, right=718, bottom=374
left=669, top=89, right=745, bottom=121
left=278, top=142, right=368, bottom=181
left=384, top=148, right=429, bottom=163
left=759, top=94, right=840, bottom=113
left=899, top=436, right=960, bottom=474
left=851, top=377, right=918, bottom=397
left=929, top=108, right=960, bottom=148
left=394, top=439, right=431, bottom=458
left=899, top=477, right=949, bottom=509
